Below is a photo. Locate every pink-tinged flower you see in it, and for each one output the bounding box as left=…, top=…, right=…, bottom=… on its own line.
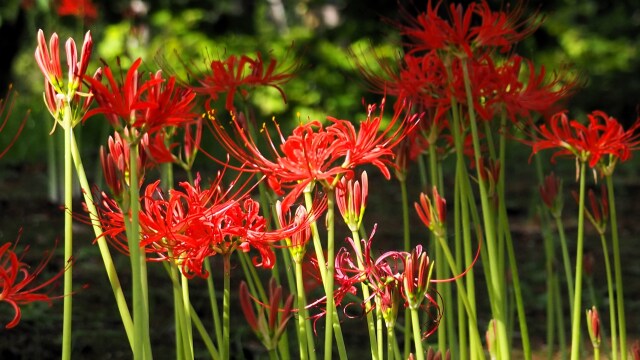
left=403, top=245, right=434, bottom=310
left=539, top=172, right=563, bottom=217
left=189, top=52, right=296, bottom=112
left=400, top=0, right=540, bottom=56
left=57, top=0, right=98, bottom=22
left=239, top=279, right=294, bottom=351
left=100, top=129, right=150, bottom=198
left=35, top=30, right=96, bottom=124
left=0, top=87, right=27, bottom=159
left=527, top=111, right=640, bottom=169
left=84, top=59, right=198, bottom=135
left=336, top=171, right=368, bottom=231
left=415, top=187, right=447, bottom=236
left=0, top=235, right=68, bottom=329
left=276, top=199, right=326, bottom=261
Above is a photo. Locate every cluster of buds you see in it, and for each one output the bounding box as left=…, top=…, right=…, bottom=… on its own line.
left=239, top=279, right=294, bottom=351
left=415, top=186, right=447, bottom=238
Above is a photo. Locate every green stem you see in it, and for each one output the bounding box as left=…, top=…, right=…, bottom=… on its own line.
left=349, top=229, right=379, bottom=360
left=410, top=309, right=424, bottom=360
left=62, top=110, right=73, bottom=360
left=598, top=232, right=618, bottom=360
left=323, top=188, right=347, bottom=360
left=182, top=273, right=194, bottom=359
left=570, top=161, right=587, bottom=360
left=606, top=175, right=627, bottom=359
left=222, top=253, right=231, bottom=360
left=127, top=141, right=149, bottom=360
left=387, top=321, right=396, bottom=360
left=204, top=260, right=223, bottom=353
left=461, top=57, right=508, bottom=359
left=555, top=214, right=575, bottom=314
left=553, top=275, right=567, bottom=360
left=399, top=177, right=412, bottom=360
left=294, top=260, right=309, bottom=360
left=70, top=133, right=133, bottom=347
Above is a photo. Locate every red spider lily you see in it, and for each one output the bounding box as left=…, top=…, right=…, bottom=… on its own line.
left=57, top=0, right=98, bottom=22
left=0, top=234, right=68, bottom=329
left=188, top=52, right=296, bottom=112
left=35, top=30, right=97, bottom=124
left=100, top=129, right=149, bottom=198
left=327, top=99, right=420, bottom=180
left=400, top=0, right=540, bottom=56
left=0, top=87, right=27, bottom=160
left=276, top=199, right=327, bottom=256
left=239, top=279, right=294, bottom=351
left=488, top=55, right=576, bottom=121
left=84, top=59, right=198, bottom=135
left=403, top=245, right=434, bottom=310
left=205, top=114, right=349, bottom=208
left=415, top=187, right=447, bottom=237
left=539, top=172, right=563, bottom=216
left=336, top=171, right=368, bottom=231
left=527, top=111, right=640, bottom=169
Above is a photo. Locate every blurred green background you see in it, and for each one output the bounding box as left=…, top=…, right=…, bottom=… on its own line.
left=1, top=0, right=639, bottom=358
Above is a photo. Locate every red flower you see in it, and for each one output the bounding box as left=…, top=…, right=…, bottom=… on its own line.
left=100, top=129, right=149, bottom=198
left=0, top=235, right=68, bottom=329
left=401, top=0, right=540, bottom=56
left=85, top=59, right=197, bottom=135
left=57, top=0, right=98, bottom=22
left=336, top=171, right=368, bottom=231
left=528, top=111, right=640, bottom=168
left=35, top=30, right=96, bottom=123
left=189, top=53, right=296, bottom=112
left=239, top=279, right=294, bottom=351
left=415, top=187, right=447, bottom=236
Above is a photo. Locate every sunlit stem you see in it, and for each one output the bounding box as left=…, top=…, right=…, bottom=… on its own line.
left=570, top=161, right=587, bottom=360
left=323, top=188, right=347, bottom=360
left=126, top=141, right=151, bottom=360
left=410, top=308, right=424, bottom=360
left=294, top=259, right=309, bottom=360
left=303, top=188, right=346, bottom=359
left=61, top=106, right=73, bottom=360
left=606, top=174, right=626, bottom=359
left=386, top=320, right=396, bottom=360
left=182, top=273, right=194, bottom=358
left=399, top=177, right=412, bottom=360
left=70, top=133, right=133, bottom=347
left=222, top=253, right=231, bottom=360
left=349, top=229, right=379, bottom=360
left=461, top=57, right=509, bottom=359
left=204, top=260, right=223, bottom=353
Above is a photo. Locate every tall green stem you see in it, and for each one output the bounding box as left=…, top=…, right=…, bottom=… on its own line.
left=127, top=141, right=150, bottom=360
left=62, top=109, right=73, bottom=360
left=204, top=260, right=223, bottom=353
left=410, top=309, right=424, bottom=360
left=606, top=175, right=627, bottom=359
left=399, top=177, right=412, bottom=360
left=70, top=133, right=134, bottom=347
left=570, top=161, right=587, bottom=360
left=294, top=260, right=309, bottom=360
left=598, top=232, right=617, bottom=360
left=461, top=57, right=509, bottom=359
left=222, top=253, right=231, bottom=360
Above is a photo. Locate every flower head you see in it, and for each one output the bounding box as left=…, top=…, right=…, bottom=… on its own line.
left=539, top=172, right=563, bottom=217
left=0, top=235, right=68, bottom=329
left=529, top=111, right=640, bottom=169
left=336, top=171, right=368, bottom=231
left=189, top=52, right=296, bottom=112
left=239, top=278, right=294, bottom=351
left=415, top=187, right=447, bottom=237
left=85, top=59, right=198, bottom=136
